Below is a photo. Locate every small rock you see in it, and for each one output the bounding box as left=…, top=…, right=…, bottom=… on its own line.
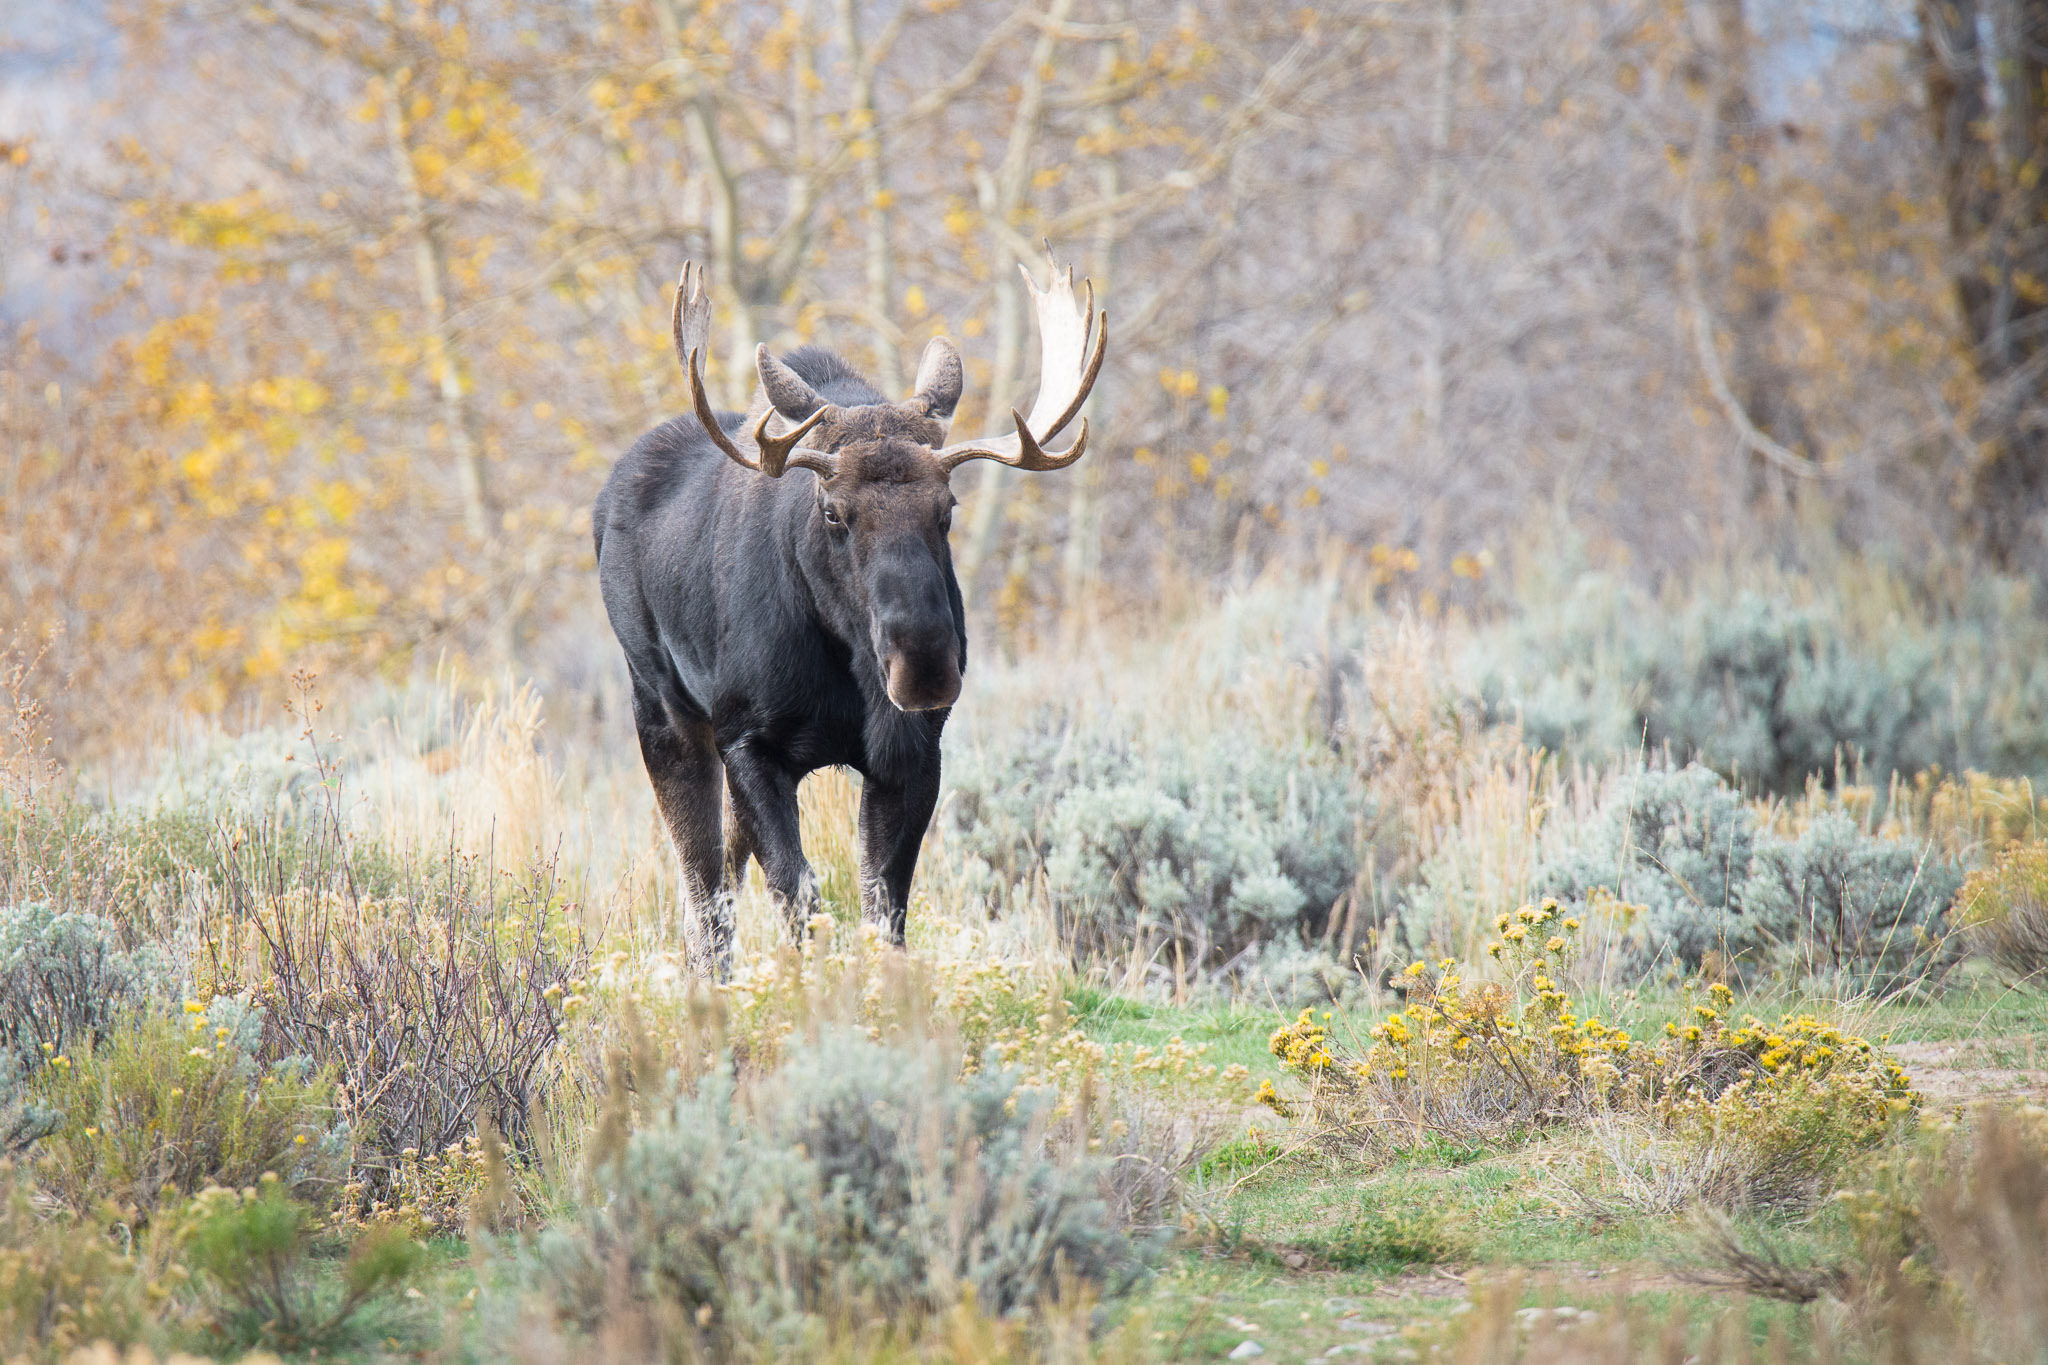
left=1228, top=1342, right=1266, bottom=1360
left=1323, top=1296, right=1365, bottom=1314
left=1339, top=1320, right=1397, bottom=1336
left=1321, top=1347, right=1369, bottom=1359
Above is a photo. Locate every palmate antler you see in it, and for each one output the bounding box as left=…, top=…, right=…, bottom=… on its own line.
left=669, top=248, right=1106, bottom=479
left=938, top=250, right=1109, bottom=472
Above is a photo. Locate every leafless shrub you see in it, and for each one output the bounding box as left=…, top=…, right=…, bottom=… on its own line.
left=1681, top=1210, right=1849, bottom=1304
left=197, top=682, right=586, bottom=1193
left=201, top=826, right=583, bottom=1191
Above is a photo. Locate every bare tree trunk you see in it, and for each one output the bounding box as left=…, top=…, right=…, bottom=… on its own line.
left=1922, top=0, right=2048, bottom=571
left=655, top=0, right=760, bottom=406
left=382, top=67, right=489, bottom=542
left=957, top=0, right=1079, bottom=595
left=1060, top=14, right=1126, bottom=641
left=687, top=98, right=760, bottom=408
left=838, top=0, right=901, bottom=390
left=1711, top=0, right=1812, bottom=506
left=1990, top=0, right=2048, bottom=373
left=1416, top=0, right=1462, bottom=563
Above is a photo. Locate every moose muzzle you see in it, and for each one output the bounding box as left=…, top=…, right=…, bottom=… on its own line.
left=880, top=635, right=962, bottom=711
left=869, top=549, right=962, bottom=712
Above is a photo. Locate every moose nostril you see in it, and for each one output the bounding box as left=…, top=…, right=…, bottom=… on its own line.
left=884, top=653, right=962, bottom=712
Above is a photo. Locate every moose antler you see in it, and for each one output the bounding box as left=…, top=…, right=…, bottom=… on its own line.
left=685, top=346, right=834, bottom=477
left=675, top=261, right=837, bottom=478
left=938, top=248, right=1108, bottom=472
left=672, top=261, right=711, bottom=369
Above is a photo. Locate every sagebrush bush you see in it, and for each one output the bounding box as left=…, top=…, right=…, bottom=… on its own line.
left=1404, top=762, right=1964, bottom=984
left=1474, top=568, right=2048, bottom=793
left=541, top=1026, right=1147, bottom=1358
left=1958, top=842, right=2048, bottom=981
left=168, top=1179, right=425, bottom=1354
left=0, top=1161, right=146, bottom=1362
left=1527, top=764, right=1763, bottom=972
left=946, top=704, right=1355, bottom=971
left=0, top=900, right=175, bottom=1152
left=28, top=996, right=348, bottom=1219
left=1743, top=811, right=1964, bottom=992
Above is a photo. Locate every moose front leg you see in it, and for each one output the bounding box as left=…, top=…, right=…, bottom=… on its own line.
left=720, top=738, right=817, bottom=943
left=858, top=759, right=941, bottom=945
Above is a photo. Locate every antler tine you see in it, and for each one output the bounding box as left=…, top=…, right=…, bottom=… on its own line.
left=941, top=411, right=1090, bottom=473
left=747, top=406, right=835, bottom=479
left=937, top=248, right=1108, bottom=472
left=679, top=282, right=836, bottom=478
left=673, top=261, right=711, bottom=369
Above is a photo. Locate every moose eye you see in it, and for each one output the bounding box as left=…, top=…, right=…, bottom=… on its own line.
left=821, top=503, right=845, bottom=528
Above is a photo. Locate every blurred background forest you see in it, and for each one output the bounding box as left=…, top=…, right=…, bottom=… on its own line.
left=5, top=0, right=2048, bottom=762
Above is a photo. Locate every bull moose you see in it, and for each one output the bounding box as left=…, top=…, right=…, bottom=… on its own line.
left=593, top=254, right=1107, bottom=966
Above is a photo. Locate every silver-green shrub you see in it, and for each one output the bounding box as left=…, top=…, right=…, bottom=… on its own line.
left=1401, top=763, right=1964, bottom=988
left=1474, top=572, right=2048, bottom=793
left=945, top=707, right=1355, bottom=970
left=0, top=900, right=174, bottom=1150
left=139, top=727, right=332, bottom=826
left=1528, top=765, right=1767, bottom=971
left=1742, top=812, right=1965, bottom=994
left=540, top=1027, right=1145, bottom=1356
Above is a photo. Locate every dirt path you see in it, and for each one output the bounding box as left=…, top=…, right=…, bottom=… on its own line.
left=1891, top=1037, right=2048, bottom=1106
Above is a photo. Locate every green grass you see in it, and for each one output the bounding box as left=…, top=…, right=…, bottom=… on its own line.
left=1071, top=980, right=2048, bottom=1360
left=1067, top=986, right=1290, bottom=1078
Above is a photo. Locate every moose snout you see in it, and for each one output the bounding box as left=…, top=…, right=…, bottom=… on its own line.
left=868, top=544, right=961, bottom=711
left=878, top=625, right=962, bottom=711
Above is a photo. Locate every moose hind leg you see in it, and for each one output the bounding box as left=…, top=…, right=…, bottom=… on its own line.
left=721, top=739, right=815, bottom=943
left=631, top=685, right=730, bottom=969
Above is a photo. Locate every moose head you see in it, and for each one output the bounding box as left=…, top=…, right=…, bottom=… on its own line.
left=671, top=255, right=1108, bottom=712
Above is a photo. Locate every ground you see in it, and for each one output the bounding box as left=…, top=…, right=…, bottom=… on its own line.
left=1072, top=974, right=2047, bottom=1362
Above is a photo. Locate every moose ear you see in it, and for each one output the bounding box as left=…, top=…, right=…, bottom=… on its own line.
left=910, top=337, right=963, bottom=421
left=756, top=345, right=825, bottom=421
